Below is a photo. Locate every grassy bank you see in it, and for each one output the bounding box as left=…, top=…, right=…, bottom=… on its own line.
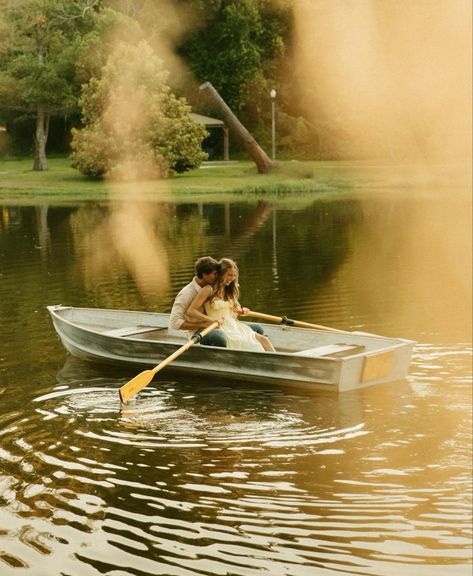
left=1, top=156, right=465, bottom=203
left=0, top=156, right=361, bottom=200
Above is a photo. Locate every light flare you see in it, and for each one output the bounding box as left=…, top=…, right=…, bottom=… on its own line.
left=291, top=0, right=472, bottom=161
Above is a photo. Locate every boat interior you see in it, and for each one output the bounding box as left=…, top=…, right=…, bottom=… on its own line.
left=101, top=324, right=368, bottom=358
left=53, top=307, right=402, bottom=359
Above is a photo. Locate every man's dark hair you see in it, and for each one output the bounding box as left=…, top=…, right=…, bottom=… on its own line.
left=195, top=256, right=220, bottom=278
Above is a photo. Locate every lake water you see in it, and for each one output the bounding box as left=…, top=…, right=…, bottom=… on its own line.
left=0, top=165, right=471, bottom=575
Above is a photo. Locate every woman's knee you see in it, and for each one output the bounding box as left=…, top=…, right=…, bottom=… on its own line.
left=248, top=322, right=264, bottom=335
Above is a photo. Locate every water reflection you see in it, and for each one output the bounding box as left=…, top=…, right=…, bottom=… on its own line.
left=2, top=192, right=469, bottom=342
left=0, top=187, right=471, bottom=575
left=72, top=201, right=170, bottom=304
left=40, top=356, right=367, bottom=450
left=0, top=198, right=363, bottom=327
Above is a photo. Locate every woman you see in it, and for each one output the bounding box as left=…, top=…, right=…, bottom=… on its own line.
left=188, top=258, right=275, bottom=352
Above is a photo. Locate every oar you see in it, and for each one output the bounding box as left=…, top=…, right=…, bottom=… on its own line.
left=244, top=310, right=347, bottom=333
left=119, top=321, right=219, bottom=404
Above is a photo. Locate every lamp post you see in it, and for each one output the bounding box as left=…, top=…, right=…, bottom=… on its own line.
left=270, top=88, right=276, bottom=161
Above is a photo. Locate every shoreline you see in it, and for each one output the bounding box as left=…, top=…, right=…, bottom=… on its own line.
left=0, top=157, right=470, bottom=204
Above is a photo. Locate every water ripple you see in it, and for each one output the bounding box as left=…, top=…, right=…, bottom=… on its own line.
left=0, top=342, right=470, bottom=575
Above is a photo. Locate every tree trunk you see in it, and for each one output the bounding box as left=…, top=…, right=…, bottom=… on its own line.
left=33, top=103, right=49, bottom=171
left=33, top=18, right=48, bottom=171
left=199, top=82, right=275, bottom=174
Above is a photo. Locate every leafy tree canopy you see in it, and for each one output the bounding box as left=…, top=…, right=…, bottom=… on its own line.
left=180, top=0, right=291, bottom=113
left=0, top=0, right=100, bottom=168
left=0, top=0, right=99, bottom=114
left=71, top=39, right=207, bottom=179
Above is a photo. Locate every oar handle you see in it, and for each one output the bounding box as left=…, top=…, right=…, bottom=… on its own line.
left=245, top=310, right=347, bottom=334
left=150, top=321, right=219, bottom=376
left=195, top=320, right=221, bottom=340
left=119, top=321, right=219, bottom=403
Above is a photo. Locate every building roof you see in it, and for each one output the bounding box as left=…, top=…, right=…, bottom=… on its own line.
left=190, top=113, right=224, bottom=128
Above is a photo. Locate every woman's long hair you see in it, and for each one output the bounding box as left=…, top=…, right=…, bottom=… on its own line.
left=212, top=258, right=240, bottom=304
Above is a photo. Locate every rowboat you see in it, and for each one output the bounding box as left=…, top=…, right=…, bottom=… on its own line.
left=47, top=305, right=415, bottom=392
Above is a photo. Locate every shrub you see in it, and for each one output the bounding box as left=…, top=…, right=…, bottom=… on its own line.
left=71, top=41, right=207, bottom=179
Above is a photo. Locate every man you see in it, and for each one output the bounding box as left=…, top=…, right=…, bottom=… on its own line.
left=169, top=256, right=265, bottom=347
left=169, top=256, right=227, bottom=347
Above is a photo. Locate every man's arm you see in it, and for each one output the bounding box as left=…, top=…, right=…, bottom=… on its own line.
left=178, top=319, right=210, bottom=330
left=169, top=289, right=190, bottom=331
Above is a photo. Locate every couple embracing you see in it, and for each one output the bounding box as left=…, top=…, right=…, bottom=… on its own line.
left=169, top=257, right=275, bottom=352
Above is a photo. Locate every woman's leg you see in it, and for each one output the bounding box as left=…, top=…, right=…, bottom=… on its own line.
left=199, top=328, right=227, bottom=347
left=255, top=333, right=275, bottom=352
left=247, top=322, right=264, bottom=335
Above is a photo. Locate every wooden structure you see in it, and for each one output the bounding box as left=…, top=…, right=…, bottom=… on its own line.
left=190, top=113, right=229, bottom=161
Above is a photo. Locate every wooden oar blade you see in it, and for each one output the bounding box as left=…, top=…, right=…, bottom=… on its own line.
left=118, top=321, right=220, bottom=404
left=119, top=369, right=155, bottom=404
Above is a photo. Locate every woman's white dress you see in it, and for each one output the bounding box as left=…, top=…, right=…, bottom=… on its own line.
left=205, top=298, right=264, bottom=351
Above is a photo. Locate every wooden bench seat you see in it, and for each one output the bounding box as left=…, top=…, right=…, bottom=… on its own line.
left=293, top=343, right=365, bottom=358
left=102, top=326, right=166, bottom=337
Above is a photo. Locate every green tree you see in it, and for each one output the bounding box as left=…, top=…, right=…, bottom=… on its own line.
left=180, top=1, right=290, bottom=110
left=179, top=0, right=295, bottom=154
left=71, top=39, right=207, bottom=179
left=0, top=0, right=99, bottom=170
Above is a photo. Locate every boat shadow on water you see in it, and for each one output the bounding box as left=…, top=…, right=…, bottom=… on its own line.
left=51, top=354, right=391, bottom=437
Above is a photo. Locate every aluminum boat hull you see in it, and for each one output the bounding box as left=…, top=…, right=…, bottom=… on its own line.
left=47, top=305, right=415, bottom=392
